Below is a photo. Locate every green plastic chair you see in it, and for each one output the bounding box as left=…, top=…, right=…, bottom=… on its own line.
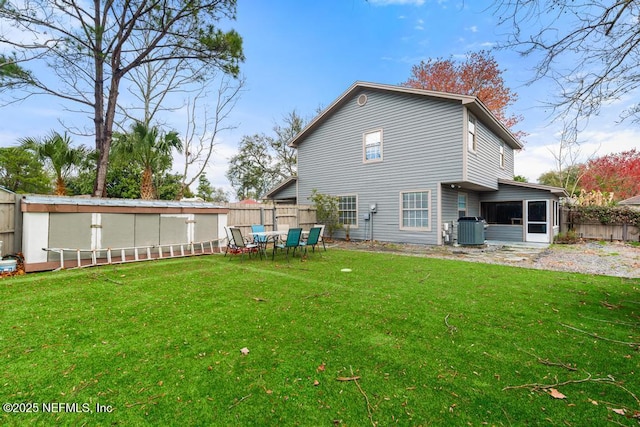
left=300, top=227, right=322, bottom=255
left=272, top=228, right=302, bottom=261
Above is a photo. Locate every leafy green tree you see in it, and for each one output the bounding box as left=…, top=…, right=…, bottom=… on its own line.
left=0, top=1, right=243, bottom=197
left=105, top=164, right=144, bottom=199
left=65, top=150, right=99, bottom=196
left=538, top=165, right=583, bottom=196
left=0, top=54, right=32, bottom=90
left=513, top=175, right=528, bottom=183
left=0, top=146, right=51, bottom=193
left=226, top=110, right=303, bottom=200
left=112, top=121, right=182, bottom=199
left=20, top=131, right=87, bottom=195
left=226, top=134, right=274, bottom=200
left=196, top=174, right=229, bottom=203
left=155, top=172, right=193, bottom=201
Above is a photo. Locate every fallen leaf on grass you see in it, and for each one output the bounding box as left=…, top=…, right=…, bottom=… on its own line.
left=240, top=347, right=249, bottom=355
left=336, top=376, right=360, bottom=382
left=317, top=363, right=326, bottom=372
left=313, top=380, right=320, bottom=386
left=609, top=407, right=626, bottom=416
left=548, top=388, right=566, bottom=399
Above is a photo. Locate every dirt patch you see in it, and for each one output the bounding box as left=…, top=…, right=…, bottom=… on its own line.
left=329, top=240, right=640, bottom=278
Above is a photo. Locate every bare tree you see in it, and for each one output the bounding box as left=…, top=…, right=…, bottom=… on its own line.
left=178, top=74, right=244, bottom=199
left=546, top=117, right=588, bottom=196
left=492, top=0, right=640, bottom=123
left=116, top=31, right=213, bottom=129
left=0, top=1, right=243, bottom=197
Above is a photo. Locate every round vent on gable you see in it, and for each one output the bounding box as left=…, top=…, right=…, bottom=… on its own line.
left=356, top=94, right=368, bottom=106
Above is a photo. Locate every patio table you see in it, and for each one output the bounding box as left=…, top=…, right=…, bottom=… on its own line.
left=250, top=230, right=284, bottom=258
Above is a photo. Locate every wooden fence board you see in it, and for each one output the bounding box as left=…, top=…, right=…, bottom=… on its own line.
left=561, top=207, right=640, bottom=242
left=227, top=203, right=317, bottom=237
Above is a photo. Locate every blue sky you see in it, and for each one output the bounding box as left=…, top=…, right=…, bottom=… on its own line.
left=1, top=0, right=638, bottom=197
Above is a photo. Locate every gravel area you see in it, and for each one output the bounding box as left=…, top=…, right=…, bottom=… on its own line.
left=331, top=240, right=640, bottom=278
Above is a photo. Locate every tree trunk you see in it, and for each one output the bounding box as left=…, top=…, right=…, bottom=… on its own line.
left=55, top=176, right=66, bottom=196
left=140, top=167, right=155, bottom=200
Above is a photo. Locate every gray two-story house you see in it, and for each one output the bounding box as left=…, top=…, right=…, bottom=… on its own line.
left=266, top=82, right=565, bottom=245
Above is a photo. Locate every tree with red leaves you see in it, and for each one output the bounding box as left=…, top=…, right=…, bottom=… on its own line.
left=579, top=150, right=640, bottom=201
left=402, top=50, right=522, bottom=137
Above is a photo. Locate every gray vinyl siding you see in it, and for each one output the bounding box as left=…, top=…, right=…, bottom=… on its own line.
left=298, top=89, right=465, bottom=244
left=486, top=225, right=523, bottom=242
left=467, top=116, right=514, bottom=189
left=277, top=182, right=297, bottom=199
left=480, top=184, right=558, bottom=203
left=441, top=186, right=482, bottom=243
left=298, top=90, right=463, bottom=244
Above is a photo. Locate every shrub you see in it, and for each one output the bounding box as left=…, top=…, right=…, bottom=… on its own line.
left=308, top=189, right=343, bottom=238
left=554, top=229, right=579, bottom=244
left=567, top=205, right=640, bottom=227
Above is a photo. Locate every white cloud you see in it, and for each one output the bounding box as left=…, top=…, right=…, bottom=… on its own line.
left=467, top=25, right=478, bottom=33
left=515, top=126, right=640, bottom=183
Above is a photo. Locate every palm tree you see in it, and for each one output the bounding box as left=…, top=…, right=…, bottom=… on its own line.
left=20, top=131, right=87, bottom=196
left=112, top=121, right=182, bottom=199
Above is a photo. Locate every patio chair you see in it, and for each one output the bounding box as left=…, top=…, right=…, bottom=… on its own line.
left=300, top=227, right=322, bottom=255
left=223, top=226, right=237, bottom=256
left=272, top=227, right=302, bottom=261
left=229, top=227, right=260, bottom=261
left=314, top=224, right=327, bottom=251
left=251, top=224, right=268, bottom=257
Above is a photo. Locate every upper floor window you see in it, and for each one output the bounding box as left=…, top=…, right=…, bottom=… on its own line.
left=363, top=129, right=383, bottom=163
left=339, top=195, right=358, bottom=226
left=499, top=143, right=505, bottom=168
left=467, top=114, right=477, bottom=152
left=400, top=190, right=430, bottom=230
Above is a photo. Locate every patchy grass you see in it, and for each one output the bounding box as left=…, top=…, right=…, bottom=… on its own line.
left=1, top=249, right=639, bottom=426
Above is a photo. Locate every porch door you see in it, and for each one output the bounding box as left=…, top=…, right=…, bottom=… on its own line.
left=525, top=200, right=548, bottom=243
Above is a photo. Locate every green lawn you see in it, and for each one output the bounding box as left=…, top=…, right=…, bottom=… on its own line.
left=1, top=249, right=639, bottom=426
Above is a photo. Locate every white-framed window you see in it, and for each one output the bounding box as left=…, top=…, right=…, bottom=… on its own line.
left=457, top=192, right=467, bottom=218
left=499, top=142, right=505, bottom=168
left=338, top=194, right=358, bottom=226
left=467, top=114, right=477, bottom=152
left=400, top=190, right=430, bottom=230
left=363, top=129, right=383, bottom=163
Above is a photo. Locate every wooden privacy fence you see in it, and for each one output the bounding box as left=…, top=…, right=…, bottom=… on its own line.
left=0, top=189, right=17, bottom=256
left=227, top=203, right=317, bottom=236
left=561, top=208, right=640, bottom=242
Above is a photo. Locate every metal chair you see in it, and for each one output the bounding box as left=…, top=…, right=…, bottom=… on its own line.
left=272, top=227, right=302, bottom=261
left=229, top=227, right=260, bottom=261
left=300, top=227, right=322, bottom=255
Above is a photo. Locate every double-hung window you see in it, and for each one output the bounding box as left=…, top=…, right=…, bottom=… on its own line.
left=363, top=130, right=382, bottom=162
left=400, top=190, right=430, bottom=230
left=499, top=143, right=505, bottom=168
left=468, top=114, right=477, bottom=152
left=339, top=195, right=358, bottom=226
